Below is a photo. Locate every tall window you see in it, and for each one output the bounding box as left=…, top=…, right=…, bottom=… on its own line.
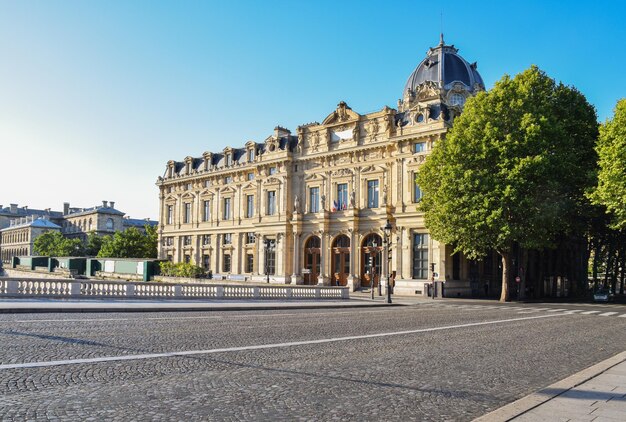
left=246, top=195, right=254, bottom=218
left=226, top=154, right=233, bottom=166
left=202, top=200, right=210, bottom=222
left=223, top=233, right=232, bottom=245
left=223, top=197, right=231, bottom=219
left=412, top=233, right=429, bottom=279
left=224, top=176, right=233, bottom=184
left=309, top=187, right=319, bottom=213
left=247, top=172, right=254, bottom=181
left=248, top=149, right=255, bottom=162
left=106, top=218, right=114, bottom=231
left=367, top=180, right=379, bottom=208
left=246, top=232, right=256, bottom=244
left=184, top=202, right=191, bottom=223
left=223, top=253, right=231, bottom=272
left=183, top=235, right=192, bottom=246
left=267, top=191, right=276, bottom=215
left=269, top=167, right=277, bottom=175
left=414, top=178, right=423, bottom=203
left=202, top=254, right=210, bottom=270
left=337, top=183, right=348, bottom=210
left=246, top=253, right=254, bottom=273
left=202, top=235, right=211, bottom=246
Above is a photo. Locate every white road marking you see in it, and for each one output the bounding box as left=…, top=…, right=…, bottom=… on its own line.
left=580, top=310, right=601, bottom=315
left=598, top=312, right=618, bottom=317
left=619, top=314, right=626, bottom=318
left=546, top=309, right=566, bottom=312
left=0, top=314, right=563, bottom=370
left=563, top=310, right=582, bottom=314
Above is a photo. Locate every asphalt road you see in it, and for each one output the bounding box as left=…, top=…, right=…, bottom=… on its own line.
left=0, top=301, right=625, bottom=421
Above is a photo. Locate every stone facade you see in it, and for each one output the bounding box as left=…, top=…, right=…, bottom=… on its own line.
left=0, top=217, right=61, bottom=263
left=157, top=36, right=488, bottom=295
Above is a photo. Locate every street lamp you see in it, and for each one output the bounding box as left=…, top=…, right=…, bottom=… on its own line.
left=382, top=219, right=393, bottom=304
left=264, top=238, right=274, bottom=284
left=370, top=241, right=377, bottom=300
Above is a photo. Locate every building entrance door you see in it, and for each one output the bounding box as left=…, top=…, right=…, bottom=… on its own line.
left=303, top=236, right=321, bottom=285
left=361, top=234, right=382, bottom=288
left=331, top=235, right=350, bottom=286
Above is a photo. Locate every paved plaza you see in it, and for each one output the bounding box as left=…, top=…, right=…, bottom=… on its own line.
left=0, top=300, right=624, bottom=421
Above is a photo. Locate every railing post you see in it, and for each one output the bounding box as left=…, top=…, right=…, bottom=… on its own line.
left=216, top=286, right=225, bottom=299
left=127, top=283, right=136, bottom=298
left=70, top=281, right=81, bottom=297
left=286, top=287, right=293, bottom=300
left=7, top=280, right=19, bottom=296
left=341, top=287, right=349, bottom=299
left=253, top=286, right=261, bottom=298
left=174, top=285, right=182, bottom=298
left=315, top=287, right=322, bottom=299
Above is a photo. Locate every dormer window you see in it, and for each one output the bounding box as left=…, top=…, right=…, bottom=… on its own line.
left=226, top=154, right=233, bottom=166
left=248, top=149, right=255, bottom=162
left=450, top=93, right=466, bottom=106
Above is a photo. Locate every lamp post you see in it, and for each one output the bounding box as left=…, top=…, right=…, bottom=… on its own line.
left=264, top=238, right=274, bottom=284
left=382, top=220, right=393, bottom=304
left=370, top=241, right=377, bottom=300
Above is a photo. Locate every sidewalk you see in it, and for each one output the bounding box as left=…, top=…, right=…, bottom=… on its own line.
left=475, top=351, right=626, bottom=422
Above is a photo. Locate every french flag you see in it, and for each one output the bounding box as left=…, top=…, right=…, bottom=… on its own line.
left=332, top=200, right=339, bottom=212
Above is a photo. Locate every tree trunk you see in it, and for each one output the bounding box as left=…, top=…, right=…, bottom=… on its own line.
left=499, top=251, right=512, bottom=302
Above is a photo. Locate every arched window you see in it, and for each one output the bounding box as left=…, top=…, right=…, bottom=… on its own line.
left=106, top=218, right=114, bottom=231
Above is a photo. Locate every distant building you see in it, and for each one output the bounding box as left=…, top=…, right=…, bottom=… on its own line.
left=0, top=216, right=61, bottom=263
left=0, top=201, right=157, bottom=264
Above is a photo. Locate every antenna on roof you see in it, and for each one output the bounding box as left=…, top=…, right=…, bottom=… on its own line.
left=440, top=11, right=444, bottom=45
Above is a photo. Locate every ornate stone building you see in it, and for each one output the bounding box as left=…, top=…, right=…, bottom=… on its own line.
left=157, top=36, right=485, bottom=295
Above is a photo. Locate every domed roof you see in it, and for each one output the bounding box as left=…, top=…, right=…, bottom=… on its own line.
left=403, top=34, right=484, bottom=94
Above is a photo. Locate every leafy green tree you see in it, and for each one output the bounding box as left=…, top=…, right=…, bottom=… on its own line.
left=589, top=99, right=626, bottom=230
left=33, top=231, right=83, bottom=256
left=417, top=66, right=598, bottom=301
left=97, top=227, right=157, bottom=258
left=84, top=233, right=104, bottom=256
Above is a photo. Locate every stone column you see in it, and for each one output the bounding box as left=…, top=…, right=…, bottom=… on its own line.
left=276, top=233, right=284, bottom=280
left=347, top=229, right=356, bottom=291
left=317, top=231, right=325, bottom=285
left=292, top=232, right=302, bottom=284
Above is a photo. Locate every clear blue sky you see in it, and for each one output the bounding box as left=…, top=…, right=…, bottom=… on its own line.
left=1, top=0, right=624, bottom=220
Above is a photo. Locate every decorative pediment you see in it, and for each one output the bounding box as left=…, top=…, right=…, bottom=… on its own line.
left=331, top=168, right=353, bottom=178
left=361, top=165, right=385, bottom=174
left=322, top=101, right=360, bottom=125
left=241, top=182, right=256, bottom=191
left=220, top=185, right=237, bottom=194
left=305, top=172, right=325, bottom=182
left=181, top=192, right=196, bottom=200
left=164, top=195, right=177, bottom=204
left=264, top=176, right=282, bottom=185
left=415, top=81, right=441, bottom=100
left=264, top=137, right=279, bottom=153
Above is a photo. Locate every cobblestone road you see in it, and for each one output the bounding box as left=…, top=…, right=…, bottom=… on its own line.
left=0, top=303, right=625, bottom=421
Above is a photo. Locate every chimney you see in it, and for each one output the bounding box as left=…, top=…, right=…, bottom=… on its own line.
left=23, top=206, right=28, bottom=211
left=102, top=200, right=108, bottom=208
left=10, top=204, right=17, bottom=214
left=109, top=201, right=115, bottom=209
left=63, top=202, right=70, bottom=215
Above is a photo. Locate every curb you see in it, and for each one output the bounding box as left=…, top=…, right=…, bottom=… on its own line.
left=473, top=350, right=626, bottom=421
left=0, top=302, right=404, bottom=314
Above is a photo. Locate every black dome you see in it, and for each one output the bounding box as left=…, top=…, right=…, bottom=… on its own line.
left=404, top=35, right=484, bottom=94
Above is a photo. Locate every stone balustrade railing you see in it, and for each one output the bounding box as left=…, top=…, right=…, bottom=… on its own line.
left=0, top=278, right=349, bottom=300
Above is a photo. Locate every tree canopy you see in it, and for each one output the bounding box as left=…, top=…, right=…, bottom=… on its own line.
left=416, top=66, right=598, bottom=301
left=33, top=231, right=84, bottom=257
left=97, top=226, right=158, bottom=259
left=589, top=98, right=626, bottom=230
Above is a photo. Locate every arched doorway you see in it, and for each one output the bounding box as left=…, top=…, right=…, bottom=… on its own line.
left=361, top=234, right=382, bottom=288
left=331, top=235, right=350, bottom=286
left=303, top=236, right=321, bottom=285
